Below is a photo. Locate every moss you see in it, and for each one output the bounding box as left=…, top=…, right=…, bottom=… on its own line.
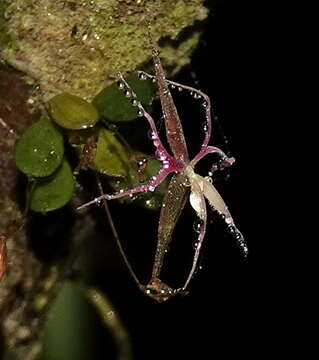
left=0, top=0, right=208, bottom=101
left=0, top=1, right=10, bottom=47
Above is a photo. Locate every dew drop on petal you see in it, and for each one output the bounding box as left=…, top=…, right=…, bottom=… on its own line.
left=192, top=241, right=199, bottom=249
left=138, top=72, right=147, bottom=80
left=193, top=218, right=204, bottom=233
left=202, top=121, right=209, bottom=132
left=130, top=98, right=138, bottom=106
left=227, top=223, right=248, bottom=256
left=155, top=150, right=166, bottom=161
left=147, top=130, right=156, bottom=140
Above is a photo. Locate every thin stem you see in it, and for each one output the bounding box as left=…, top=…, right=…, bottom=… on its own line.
left=83, top=286, right=133, bottom=360
left=95, top=175, right=141, bottom=288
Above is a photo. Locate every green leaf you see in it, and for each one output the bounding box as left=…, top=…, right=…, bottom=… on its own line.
left=69, top=127, right=131, bottom=177
left=30, top=159, right=75, bottom=212
left=91, top=128, right=131, bottom=176
left=15, top=118, right=64, bottom=177
left=48, top=93, right=99, bottom=130
left=92, top=73, right=155, bottom=122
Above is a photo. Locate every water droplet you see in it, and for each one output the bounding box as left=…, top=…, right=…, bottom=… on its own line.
left=152, top=77, right=156, bottom=83
left=94, top=198, right=102, bottom=206
left=124, top=90, right=131, bottom=98
left=194, top=93, right=202, bottom=100
left=138, top=109, right=144, bottom=117
left=193, top=218, right=204, bottom=233
left=137, top=157, right=147, bottom=168
left=192, top=241, right=199, bottom=249
left=147, top=130, right=156, bottom=140
left=170, top=84, right=176, bottom=89
left=155, top=150, right=166, bottom=161
left=227, top=223, right=248, bottom=256
left=117, top=81, right=124, bottom=89
left=130, top=98, right=138, bottom=106
left=138, top=72, right=147, bottom=80
left=182, top=177, right=191, bottom=187
left=178, top=86, right=183, bottom=92
left=202, top=100, right=208, bottom=108
left=202, top=122, right=209, bottom=132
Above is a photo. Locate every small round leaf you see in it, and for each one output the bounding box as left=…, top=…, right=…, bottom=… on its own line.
left=93, top=73, right=155, bottom=122
left=15, top=118, right=64, bottom=177
left=48, top=93, right=99, bottom=130
left=30, top=159, right=75, bottom=212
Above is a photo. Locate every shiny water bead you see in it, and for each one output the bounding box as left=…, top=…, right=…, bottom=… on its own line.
left=117, top=81, right=125, bottom=89
left=137, top=157, right=147, bottom=168
left=155, top=150, right=166, bottom=161
left=138, top=72, right=147, bottom=80
left=202, top=121, right=209, bottom=132
left=193, top=218, right=204, bottom=233
left=147, top=130, right=157, bottom=140
left=162, top=159, right=170, bottom=169
left=130, top=98, right=139, bottom=106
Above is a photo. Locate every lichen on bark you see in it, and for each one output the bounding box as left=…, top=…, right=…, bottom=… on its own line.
left=1, top=0, right=207, bottom=101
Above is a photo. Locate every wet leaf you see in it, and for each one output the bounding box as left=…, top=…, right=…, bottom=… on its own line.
left=48, top=93, right=99, bottom=130
left=30, top=159, right=75, bottom=212
left=15, top=118, right=64, bottom=177
left=91, top=128, right=131, bottom=176
left=93, top=73, right=155, bottom=122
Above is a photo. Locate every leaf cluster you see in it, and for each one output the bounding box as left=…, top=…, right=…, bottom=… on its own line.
left=15, top=73, right=167, bottom=212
